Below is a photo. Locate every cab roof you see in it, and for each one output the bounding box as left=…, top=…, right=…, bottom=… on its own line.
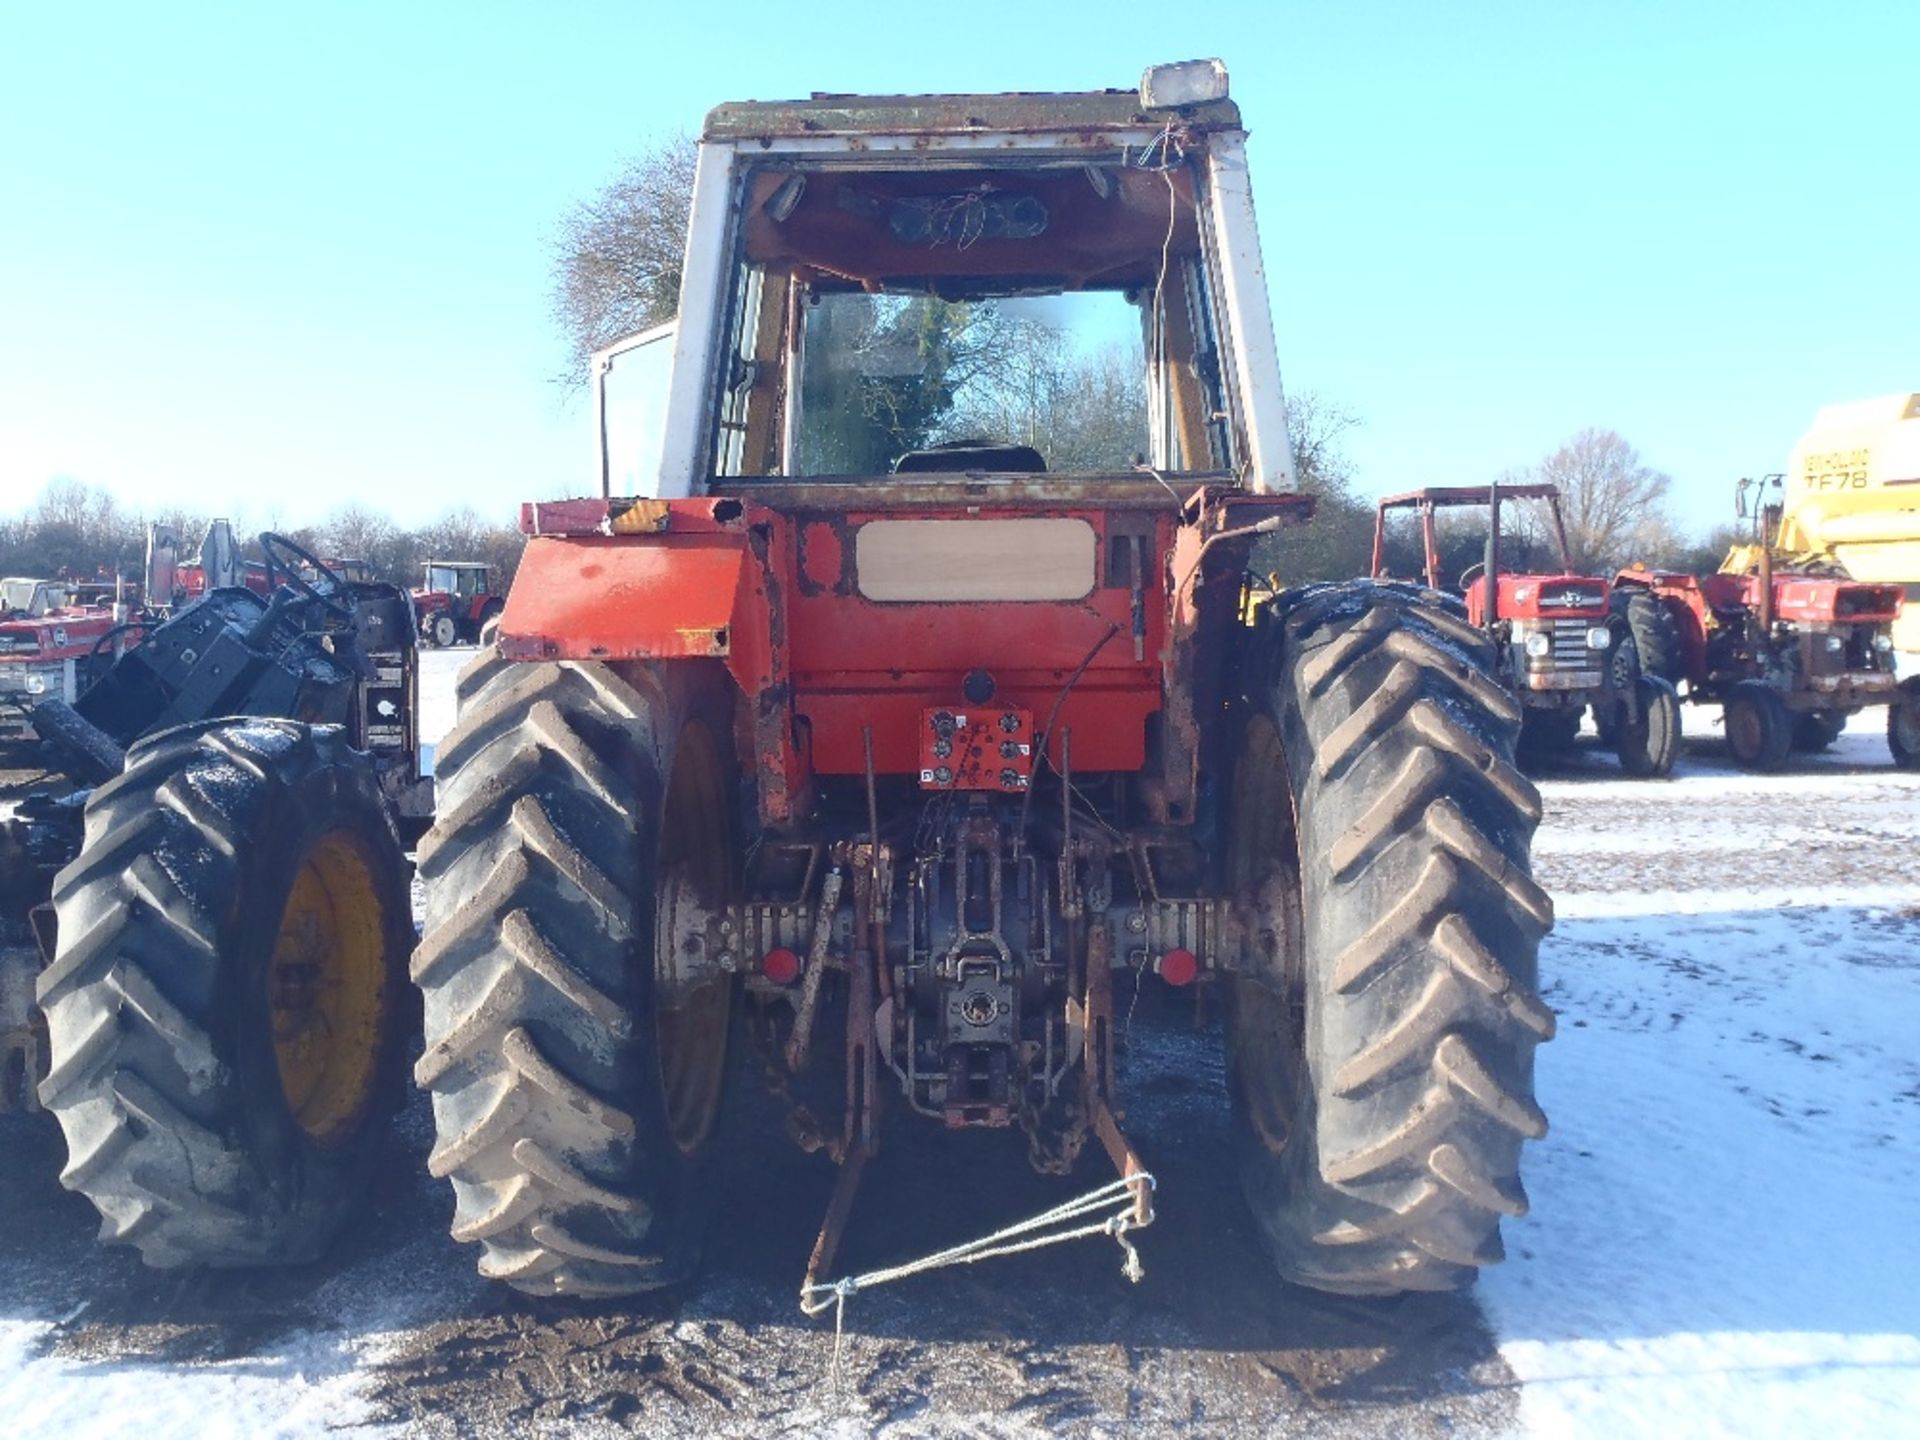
left=704, top=87, right=1241, bottom=142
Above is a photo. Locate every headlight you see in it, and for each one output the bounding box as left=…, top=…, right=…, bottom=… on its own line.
left=23, top=672, right=47, bottom=695
left=1586, top=626, right=1612, bottom=651
left=1874, top=634, right=1894, bottom=653
left=1524, top=631, right=1552, bottom=658
left=1825, top=635, right=1844, bottom=653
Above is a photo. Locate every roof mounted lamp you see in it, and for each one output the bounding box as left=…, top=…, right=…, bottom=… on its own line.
left=1140, top=58, right=1229, bottom=109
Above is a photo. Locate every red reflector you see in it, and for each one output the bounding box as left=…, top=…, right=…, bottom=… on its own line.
left=762, top=947, right=802, bottom=986
left=1158, top=948, right=1198, bottom=987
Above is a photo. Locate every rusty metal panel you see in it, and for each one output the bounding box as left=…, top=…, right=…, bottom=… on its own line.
left=703, top=92, right=1241, bottom=141
left=497, top=536, right=748, bottom=661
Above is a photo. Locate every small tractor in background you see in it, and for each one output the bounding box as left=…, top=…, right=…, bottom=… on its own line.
left=1615, top=475, right=1916, bottom=771
left=1371, top=484, right=1680, bottom=777
left=0, top=579, right=136, bottom=732
left=414, top=63, right=1555, bottom=1308
left=0, top=533, right=428, bottom=1263
left=411, top=560, right=503, bottom=647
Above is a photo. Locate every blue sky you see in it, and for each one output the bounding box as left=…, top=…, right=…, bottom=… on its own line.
left=1, top=1, right=1912, bottom=535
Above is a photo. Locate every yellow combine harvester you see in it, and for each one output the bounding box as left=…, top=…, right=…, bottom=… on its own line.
left=1778, top=393, right=1920, bottom=659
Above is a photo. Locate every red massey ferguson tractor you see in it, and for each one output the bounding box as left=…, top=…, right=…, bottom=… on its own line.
left=412, top=561, right=504, bottom=648
left=1370, top=484, right=1681, bottom=777
left=1614, top=475, right=1917, bottom=771
left=416, top=64, right=1555, bottom=1305
left=0, top=579, right=132, bottom=735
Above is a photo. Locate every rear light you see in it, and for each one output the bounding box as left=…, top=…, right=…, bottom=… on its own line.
left=1157, top=948, right=1199, bottom=987
left=761, top=948, right=801, bottom=986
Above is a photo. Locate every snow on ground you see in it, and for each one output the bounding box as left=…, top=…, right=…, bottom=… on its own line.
left=1483, top=710, right=1920, bottom=1438
left=415, top=645, right=470, bottom=773
left=4, top=658, right=1916, bottom=1437
left=0, top=1316, right=380, bottom=1440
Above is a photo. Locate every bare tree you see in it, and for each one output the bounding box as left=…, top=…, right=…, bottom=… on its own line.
left=1253, top=392, right=1375, bottom=583
left=1523, top=427, right=1674, bottom=572
left=551, top=135, right=697, bottom=386
left=1285, top=391, right=1360, bottom=495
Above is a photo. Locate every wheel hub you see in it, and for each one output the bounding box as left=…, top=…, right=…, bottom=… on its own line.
left=268, top=830, right=389, bottom=1148
left=651, top=724, right=736, bottom=1157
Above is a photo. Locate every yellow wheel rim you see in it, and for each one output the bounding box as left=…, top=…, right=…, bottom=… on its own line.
left=268, top=830, right=391, bottom=1148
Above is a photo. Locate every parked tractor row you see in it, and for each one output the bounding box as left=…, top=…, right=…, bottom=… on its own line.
left=1614, top=476, right=1915, bottom=771
left=1365, top=479, right=1916, bottom=777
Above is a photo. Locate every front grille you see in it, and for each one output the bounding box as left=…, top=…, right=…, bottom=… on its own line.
left=1549, top=618, right=1593, bottom=665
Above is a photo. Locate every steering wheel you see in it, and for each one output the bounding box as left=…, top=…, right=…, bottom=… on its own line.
left=1458, top=561, right=1486, bottom=592
left=259, top=532, right=353, bottom=617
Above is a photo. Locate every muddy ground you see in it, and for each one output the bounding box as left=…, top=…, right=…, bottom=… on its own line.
left=6, top=691, right=1910, bottom=1437
left=0, top=986, right=1518, bottom=1437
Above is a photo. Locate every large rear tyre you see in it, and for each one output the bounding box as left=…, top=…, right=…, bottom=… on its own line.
left=1615, top=674, right=1680, bottom=778
left=37, top=721, right=412, bottom=1267
left=1891, top=679, right=1920, bottom=770
left=1724, top=683, right=1791, bottom=771
left=1612, top=588, right=1682, bottom=685
left=1225, top=582, right=1555, bottom=1295
left=414, top=652, right=737, bottom=1297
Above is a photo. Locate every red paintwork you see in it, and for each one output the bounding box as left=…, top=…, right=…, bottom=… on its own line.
left=1464, top=574, right=1609, bottom=626
left=1617, top=568, right=1904, bottom=688
left=918, top=707, right=1033, bottom=792
left=761, top=947, right=801, bottom=986
left=0, top=604, right=120, bottom=666
left=1158, top=948, right=1198, bottom=986
left=410, top=589, right=498, bottom=625
left=172, top=561, right=271, bottom=605
left=498, top=495, right=1198, bottom=821
left=501, top=535, right=753, bottom=662
left=1615, top=571, right=1715, bottom=683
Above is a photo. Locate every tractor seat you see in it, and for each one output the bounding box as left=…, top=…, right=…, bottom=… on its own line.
left=893, top=440, right=1047, bottom=474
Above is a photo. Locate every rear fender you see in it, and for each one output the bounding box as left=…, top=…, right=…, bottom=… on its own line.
left=498, top=533, right=771, bottom=684
left=497, top=529, right=796, bottom=821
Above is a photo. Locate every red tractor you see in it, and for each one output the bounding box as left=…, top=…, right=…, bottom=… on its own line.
left=414, top=65, right=1554, bottom=1306
left=1370, top=484, right=1680, bottom=777
left=0, top=579, right=133, bottom=734
left=412, top=561, right=503, bottom=647
left=1615, top=475, right=1916, bottom=770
